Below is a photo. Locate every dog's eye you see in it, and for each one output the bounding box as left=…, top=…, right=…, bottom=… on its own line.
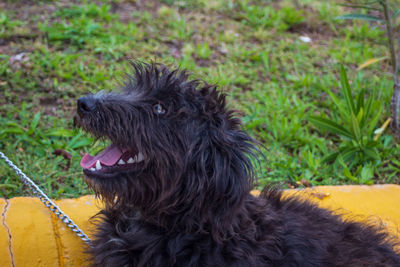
left=153, top=103, right=166, bottom=115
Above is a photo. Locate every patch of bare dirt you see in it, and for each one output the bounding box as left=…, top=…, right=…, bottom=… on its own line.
left=287, top=22, right=336, bottom=41
left=110, top=0, right=162, bottom=23
left=164, top=40, right=183, bottom=59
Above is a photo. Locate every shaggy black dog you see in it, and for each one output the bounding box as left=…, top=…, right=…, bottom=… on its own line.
left=76, top=62, right=400, bottom=267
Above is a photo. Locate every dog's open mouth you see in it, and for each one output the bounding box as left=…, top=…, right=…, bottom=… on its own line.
left=80, top=144, right=144, bottom=176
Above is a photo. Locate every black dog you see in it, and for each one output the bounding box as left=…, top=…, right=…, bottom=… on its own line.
left=76, top=62, right=400, bottom=266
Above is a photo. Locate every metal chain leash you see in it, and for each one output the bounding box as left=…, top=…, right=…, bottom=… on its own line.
left=0, top=151, right=91, bottom=244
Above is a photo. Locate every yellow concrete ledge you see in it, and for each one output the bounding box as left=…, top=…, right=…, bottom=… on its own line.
left=1, top=185, right=399, bottom=266
left=0, top=195, right=101, bottom=267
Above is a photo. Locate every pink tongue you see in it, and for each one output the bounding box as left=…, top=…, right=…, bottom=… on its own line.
left=80, top=144, right=126, bottom=169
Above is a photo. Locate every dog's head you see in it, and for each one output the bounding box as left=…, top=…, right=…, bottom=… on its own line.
left=75, top=62, right=257, bottom=235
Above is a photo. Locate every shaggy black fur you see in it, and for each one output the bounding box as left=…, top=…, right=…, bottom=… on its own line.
left=76, top=62, right=400, bottom=267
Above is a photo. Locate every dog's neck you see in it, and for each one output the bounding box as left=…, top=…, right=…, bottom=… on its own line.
left=107, top=185, right=254, bottom=243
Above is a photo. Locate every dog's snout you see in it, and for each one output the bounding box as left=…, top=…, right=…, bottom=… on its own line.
left=77, top=96, right=97, bottom=115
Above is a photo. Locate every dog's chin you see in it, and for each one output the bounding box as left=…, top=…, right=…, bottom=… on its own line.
left=82, top=163, right=144, bottom=179
left=82, top=167, right=144, bottom=204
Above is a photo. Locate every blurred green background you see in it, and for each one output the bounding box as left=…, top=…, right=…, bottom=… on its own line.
left=0, top=0, right=399, bottom=199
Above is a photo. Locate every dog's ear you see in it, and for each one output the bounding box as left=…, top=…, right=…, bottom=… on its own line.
left=184, top=111, right=257, bottom=242
left=189, top=86, right=256, bottom=209
left=207, top=121, right=255, bottom=200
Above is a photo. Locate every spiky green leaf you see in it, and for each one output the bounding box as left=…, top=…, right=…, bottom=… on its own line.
left=363, top=147, right=380, bottom=160
left=362, top=89, right=376, bottom=125
left=45, top=128, right=76, bottom=137
left=323, top=88, right=348, bottom=121
left=339, top=146, right=360, bottom=162
left=321, top=151, right=340, bottom=164
left=27, top=112, right=41, bottom=135
left=356, top=89, right=365, bottom=112
left=350, top=113, right=361, bottom=142
left=309, top=116, right=353, bottom=139
left=366, top=104, right=383, bottom=136
left=339, top=65, right=356, bottom=114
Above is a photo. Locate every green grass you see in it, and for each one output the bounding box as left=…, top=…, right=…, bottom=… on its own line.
left=0, top=0, right=399, bottom=199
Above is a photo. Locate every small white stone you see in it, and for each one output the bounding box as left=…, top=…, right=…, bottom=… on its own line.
left=118, top=159, right=126, bottom=165
left=90, top=168, right=95, bottom=171
left=96, top=160, right=102, bottom=170
left=299, top=36, right=312, bottom=43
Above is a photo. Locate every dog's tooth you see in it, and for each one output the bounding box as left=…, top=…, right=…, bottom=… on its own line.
left=127, top=157, right=134, bottom=164
left=136, top=152, right=144, bottom=162
left=118, top=159, right=126, bottom=165
left=90, top=167, right=95, bottom=171
left=96, top=160, right=102, bottom=170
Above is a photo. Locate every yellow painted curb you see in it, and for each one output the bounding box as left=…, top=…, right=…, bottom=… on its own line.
left=0, top=199, right=12, bottom=267
left=0, top=185, right=399, bottom=266
left=50, top=195, right=101, bottom=267
left=293, top=184, right=400, bottom=234
left=0, top=195, right=101, bottom=267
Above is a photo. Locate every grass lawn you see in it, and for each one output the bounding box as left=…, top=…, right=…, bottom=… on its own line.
left=0, top=0, right=399, bottom=199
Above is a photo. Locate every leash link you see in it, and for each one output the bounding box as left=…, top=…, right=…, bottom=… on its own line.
left=0, top=151, right=91, bottom=244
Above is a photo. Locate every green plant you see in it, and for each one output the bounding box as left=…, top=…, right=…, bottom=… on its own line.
left=239, top=4, right=274, bottom=28
left=238, top=2, right=303, bottom=31
left=340, top=161, right=375, bottom=184
left=55, top=3, right=116, bottom=21
left=280, top=6, right=305, bottom=28
left=309, top=66, right=383, bottom=168
left=0, top=105, right=93, bottom=155
left=0, top=12, right=23, bottom=38
left=39, top=18, right=107, bottom=48
left=2, top=0, right=400, bottom=198
left=169, top=16, right=193, bottom=40
left=336, top=0, right=400, bottom=137
left=196, top=43, right=212, bottom=59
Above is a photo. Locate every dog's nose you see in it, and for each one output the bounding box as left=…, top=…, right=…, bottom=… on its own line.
left=77, top=96, right=97, bottom=115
